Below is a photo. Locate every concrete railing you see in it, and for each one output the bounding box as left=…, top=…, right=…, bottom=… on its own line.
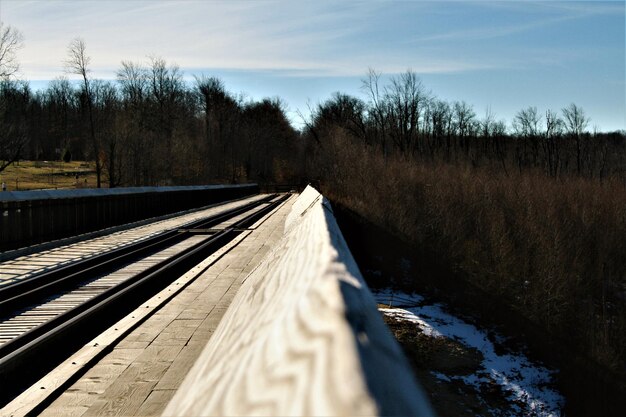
left=0, top=184, right=258, bottom=252
left=163, top=186, right=435, bottom=416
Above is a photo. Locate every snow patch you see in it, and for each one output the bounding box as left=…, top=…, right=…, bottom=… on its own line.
left=375, top=290, right=564, bottom=417
left=431, top=371, right=452, bottom=382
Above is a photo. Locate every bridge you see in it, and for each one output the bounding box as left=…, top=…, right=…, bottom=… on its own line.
left=0, top=185, right=434, bottom=416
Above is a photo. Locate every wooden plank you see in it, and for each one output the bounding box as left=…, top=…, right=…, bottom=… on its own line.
left=114, top=361, right=170, bottom=383
left=150, top=319, right=203, bottom=346
left=135, top=389, right=176, bottom=417
left=153, top=344, right=205, bottom=391
left=81, top=380, right=155, bottom=417
left=56, top=363, right=130, bottom=396
left=174, top=309, right=209, bottom=321
left=41, top=403, right=90, bottom=417
left=114, top=340, right=150, bottom=350
left=98, top=348, right=144, bottom=367
left=134, top=345, right=184, bottom=364
left=163, top=187, right=435, bottom=417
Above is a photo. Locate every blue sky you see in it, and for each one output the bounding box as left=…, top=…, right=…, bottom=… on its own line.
left=1, top=0, right=624, bottom=131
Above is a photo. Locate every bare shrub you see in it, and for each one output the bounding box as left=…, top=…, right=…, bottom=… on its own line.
left=311, top=131, right=626, bottom=375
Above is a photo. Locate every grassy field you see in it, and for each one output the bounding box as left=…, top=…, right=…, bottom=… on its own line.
left=0, top=161, right=97, bottom=191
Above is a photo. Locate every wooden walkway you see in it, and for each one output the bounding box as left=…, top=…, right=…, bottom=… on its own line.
left=3, top=195, right=294, bottom=417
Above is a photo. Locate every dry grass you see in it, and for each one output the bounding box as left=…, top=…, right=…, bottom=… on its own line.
left=0, top=161, right=97, bottom=191
left=313, top=133, right=626, bottom=376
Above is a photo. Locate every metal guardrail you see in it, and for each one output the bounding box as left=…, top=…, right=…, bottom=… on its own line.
left=0, top=184, right=259, bottom=252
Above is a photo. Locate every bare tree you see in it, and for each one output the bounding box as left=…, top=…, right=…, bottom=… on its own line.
left=0, top=22, right=24, bottom=79
left=147, top=56, right=185, bottom=181
left=361, top=68, right=388, bottom=156
left=117, top=61, right=147, bottom=185
left=92, top=80, right=121, bottom=187
left=562, top=103, right=590, bottom=175
left=194, top=75, right=226, bottom=177
left=481, top=106, right=496, bottom=139
left=545, top=109, right=563, bottom=138
left=513, top=106, right=542, bottom=166
left=65, top=38, right=102, bottom=187
left=117, top=61, right=147, bottom=105
left=45, top=77, right=75, bottom=157
left=562, top=103, right=589, bottom=137
left=0, top=81, right=28, bottom=172
left=385, top=70, right=430, bottom=155
left=311, top=92, right=367, bottom=143
left=428, top=99, right=451, bottom=156
left=513, top=107, right=541, bottom=137
left=0, top=24, right=26, bottom=174
left=195, top=75, right=224, bottom=146
left=453, top=101, right=476, bottom=156
left=544, top=109, right=563, bottom=177
left=481, top=107, right=507, bottom=170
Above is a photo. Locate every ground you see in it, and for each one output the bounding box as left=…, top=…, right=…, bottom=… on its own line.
left=383, top=313, right=518, bottom=417
left=375, top=290, right=564, bottom=417
left=0, top=160, right=96, bottom=191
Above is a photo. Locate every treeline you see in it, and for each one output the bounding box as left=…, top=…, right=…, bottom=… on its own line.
left=0, top=40, right=299, bottom=187
left=305, top=69, right=625, bottom=181
left=302, top=70, right=626, bottom=381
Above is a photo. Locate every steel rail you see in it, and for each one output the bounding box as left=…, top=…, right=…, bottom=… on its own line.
left=0, top=194, right=277, bottom=316
left=0, top=194, right=284, bottom=357
left=0, top=193, right=288, bottom=406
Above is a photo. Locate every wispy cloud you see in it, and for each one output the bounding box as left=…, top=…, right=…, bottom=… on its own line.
left=411, top=14, right=578, bottom=43
left=1, top=1, right=622, bottom=84
left=411, top=0, right=622, bottom=44
left=2, top=0, right=509, bottom=79
left=536, top=0, right=625, bottom=16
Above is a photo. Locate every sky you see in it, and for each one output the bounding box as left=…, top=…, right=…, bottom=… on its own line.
left=0, top=0, right=624, bottom=131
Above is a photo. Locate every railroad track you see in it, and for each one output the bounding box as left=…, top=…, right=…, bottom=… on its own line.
left=0, top=193, right=289, bottom=406
left=0, top=194, right=271, bottom=285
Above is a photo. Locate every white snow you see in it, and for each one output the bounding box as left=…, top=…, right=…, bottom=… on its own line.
left=432, top=371, right=452, bottom=382
left=375, top=289, right=564, bottom=417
